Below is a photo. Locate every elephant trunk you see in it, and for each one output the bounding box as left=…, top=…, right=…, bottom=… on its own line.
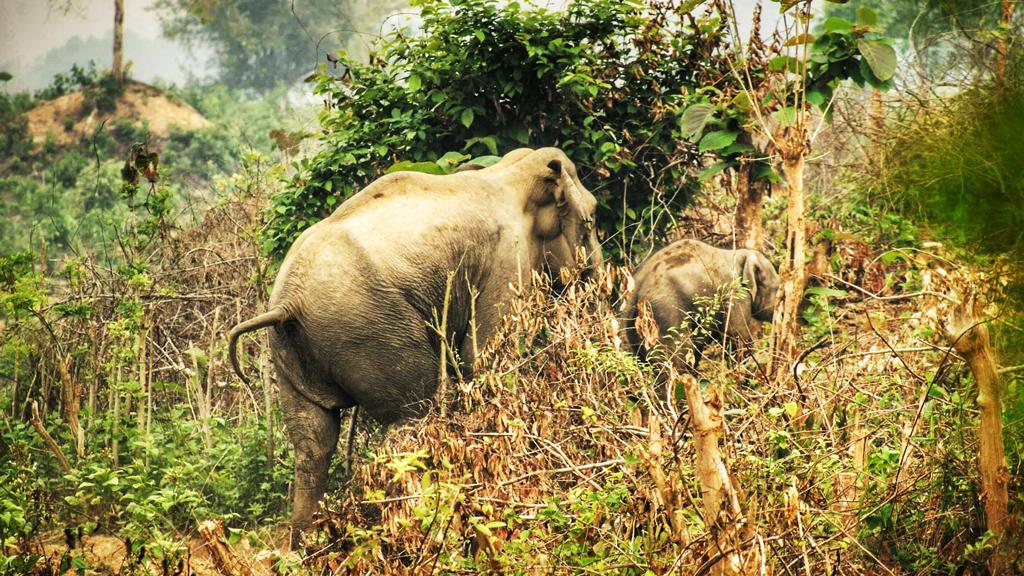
left=227, top=308, right=289, bottom=384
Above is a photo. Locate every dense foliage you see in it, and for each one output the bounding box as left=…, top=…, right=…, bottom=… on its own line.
left=880, top=57, right=1024, bottom=265
left=267, top=0, right=743, bottom=260
left=153, top=0, right=405, bottom=94
left=0, top=71, right=305, bottom=262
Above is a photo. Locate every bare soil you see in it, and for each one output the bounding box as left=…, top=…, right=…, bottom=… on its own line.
left=25, top=80, right=210, bottom=147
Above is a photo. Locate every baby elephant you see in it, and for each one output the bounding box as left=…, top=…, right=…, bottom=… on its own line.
left=623, top=239, right=779, bottom=369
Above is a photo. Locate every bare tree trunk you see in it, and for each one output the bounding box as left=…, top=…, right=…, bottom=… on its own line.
left=679, top=373, right=760, bottom=575
left=769, top=136, right=808, bottom=381
left=945, top=292, right=1011, bottom=574
left=59, top=355, right=85, bottom=460
left=32, top=400, right=72, bottom=473
left=733, top=160, right=764, bottom=250
left=112, top=364, right=121, bottom=467
left=112, top=0, right=125, bottom=83
left=997, top=0, right=1013, bottom=84
left=136, top=325, right=148, bottom=465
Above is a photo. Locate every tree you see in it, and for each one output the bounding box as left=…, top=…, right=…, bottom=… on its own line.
left=49, top=0, right=127, bottom=84
left=823, top=0, right=1021, bottom=80
left=153, top=0, right=405, bottom=94
left=682, top=1, right=895, bottom=375
left=113, top=0, right=124, bottom=83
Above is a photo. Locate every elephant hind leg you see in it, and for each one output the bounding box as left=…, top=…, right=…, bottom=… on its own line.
left=276, top=364, right=341, bottom=549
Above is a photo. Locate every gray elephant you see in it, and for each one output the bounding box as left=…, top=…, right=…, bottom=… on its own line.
left=622, top=238, right=778, bottom=370
left=227, top=147, right=601, bottom=545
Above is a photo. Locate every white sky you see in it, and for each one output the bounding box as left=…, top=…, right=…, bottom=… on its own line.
left=1, top=0, right=163, bottom=64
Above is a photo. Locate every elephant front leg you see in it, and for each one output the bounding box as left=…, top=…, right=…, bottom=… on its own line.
left=279, top=380, right=341, bottom=549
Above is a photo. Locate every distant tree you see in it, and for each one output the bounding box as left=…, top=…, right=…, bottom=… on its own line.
left=822, top=0, right=1021, bottom=79
left=153, top=0, right=406, bottom=94
left=49, top=0, right=128, bottom=85
left=113, top=0, right=124, bottom=83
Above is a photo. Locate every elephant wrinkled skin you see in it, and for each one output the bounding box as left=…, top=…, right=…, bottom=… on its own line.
left=623, top=238, right=779, bottom=370
left=227, top=148, right=601, bottom=545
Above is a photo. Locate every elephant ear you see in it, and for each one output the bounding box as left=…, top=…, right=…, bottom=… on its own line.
left=530, top=157, right=566, bottom=206
left=529, top=157, right=568, bottom=239
left=741, top=252, right=759, bottom=305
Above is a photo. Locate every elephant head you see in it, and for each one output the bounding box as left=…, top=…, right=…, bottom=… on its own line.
left=739, top=248, right=779, bottom=322
left=625, top=239, right=778, bottom=370
left=525, top=149, right=602, bottom=279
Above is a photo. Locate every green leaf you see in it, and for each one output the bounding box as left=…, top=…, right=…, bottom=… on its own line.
left=731, top=91, right=752, bottom=111
left=463, top=155, right=501, bottom=169
left=806, top=88, right=828, bottom=109
left=697, top=130, right=738, bottom=153
left=856, top=7, right=878, bottom=27
left=768, top=55, right=800, bottom=72
left=773, top=106, right=798, bottom=126
left=823, top=17, right=852, bottom=33
left=720, top=142, right=754, bottom=156
left=697, top=161, right=731, bottom=181
left=406, top=74, right=422, bottom=92
left=385, top=160, right=446, bottom=175
left=460, top=108, right=475, bottom=128
left=0, top=71, right=12, bottom=82
left=752, top=162, right=781, bottom=183
left=509, top=124, right=530, bottom=144
left=857, top=39, right=897, bottom=81
left=464, top=135, right=498, bottom=155
left=679, top=102, right=715, bottom=142
left=804, top=287, right=848, bottom=298
left=437, top=151, right=471, bottom=171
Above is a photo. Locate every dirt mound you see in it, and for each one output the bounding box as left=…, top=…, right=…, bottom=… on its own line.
left=25, top=79, right=210, bottom=147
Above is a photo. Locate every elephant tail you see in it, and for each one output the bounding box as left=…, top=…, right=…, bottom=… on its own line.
left=228, top=308, right=289, bottom=385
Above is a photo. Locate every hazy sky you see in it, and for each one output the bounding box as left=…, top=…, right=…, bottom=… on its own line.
left=0, top=0, right=782, bottom=93
left=0, top=0, right=210, bottom=91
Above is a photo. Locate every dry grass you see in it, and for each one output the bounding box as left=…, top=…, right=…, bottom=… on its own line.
left=292, top=236, right=1014, bottom=574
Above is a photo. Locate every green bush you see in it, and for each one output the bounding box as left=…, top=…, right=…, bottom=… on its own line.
left=163, top=126, right=239, bottom=182
left=267, top=0, right=737, bottom=260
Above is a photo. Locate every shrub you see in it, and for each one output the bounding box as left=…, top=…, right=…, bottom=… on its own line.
left=266, top=0, right=737, bottom=260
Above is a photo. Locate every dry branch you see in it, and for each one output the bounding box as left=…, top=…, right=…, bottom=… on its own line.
left=944, top=290, right=1012, bottom=573
left=30, top=400, right=72, bottom=473
left=198, top=519, right=261, bottom=576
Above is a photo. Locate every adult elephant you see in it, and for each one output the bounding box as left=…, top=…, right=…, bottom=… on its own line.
left=227, top=147, right=601, bottom=545
left=622, top=238, right=778, bottom=370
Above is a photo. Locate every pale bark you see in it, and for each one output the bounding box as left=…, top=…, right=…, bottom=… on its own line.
left=945, top=293, right=1011, bottom=574
left=59, top=355, right=85, bottom=459
left=733, top=160, right=764, bottom=250
left=769, top=139, right=807, bottom=381
left=112, top=0, right=125, bottom=83
left=646, top=411, right=688, bottom=548
left=32, top=400, right=72, bottom=473
left=198, top=520, right=262, bottom=576
left=679, top=373, right=759, bottom=575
